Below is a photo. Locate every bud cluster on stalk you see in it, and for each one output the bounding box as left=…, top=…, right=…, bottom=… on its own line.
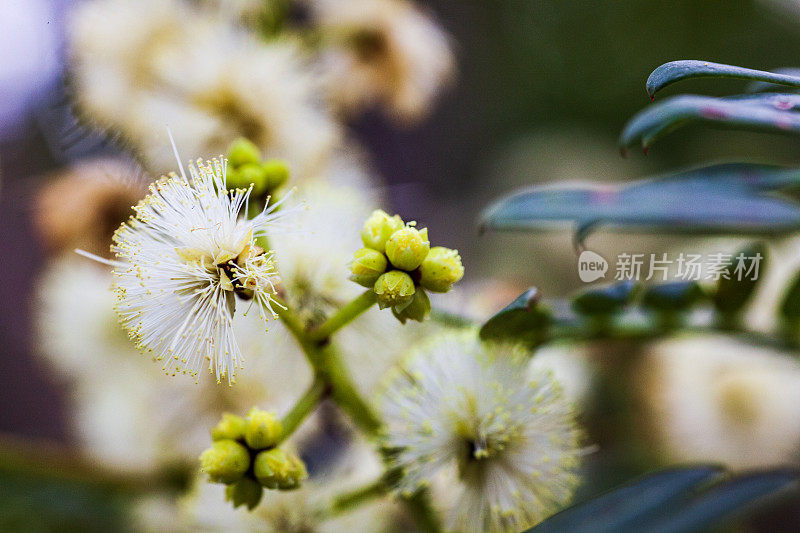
left=199, top=408, right=308, bottom=510
left=350, top=209, right=464, bottom=323
left=225, top=138, right=290, bottom=209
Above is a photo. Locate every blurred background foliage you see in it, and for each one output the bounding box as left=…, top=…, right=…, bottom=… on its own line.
left=5, top=0, right=800, bottom=530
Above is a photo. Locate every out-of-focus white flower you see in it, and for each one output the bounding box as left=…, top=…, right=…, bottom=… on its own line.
left=68, top=0, right=339, bottom=177
left=641, top=334, right=800, bottom=469
left=308, top=0, right=455, bottom=123
left=36, top=257, right=315, bottom=473
left=744, top=237, right=800, bottom=333
left=270, top=180, right=375, bottom=321
left=110, top=157, right=289, bottom=383
left=377, top=331, right=582, bottom=533
left=529, top=343, right=594, bottom=407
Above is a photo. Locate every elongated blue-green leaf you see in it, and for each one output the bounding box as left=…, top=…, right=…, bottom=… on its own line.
left=629, top=470, right=798, bottom=533
left=529, top=468, right=798, bottom=533
left=641, top=281, right=705, bottom=312
left=481, top=164, right=800, bottom=237
left=646, top=60, right=800, bottom=99
left=747, top=68, right=800, bottom=93
left=528, top=466, right=722, bottom=533
left=620, top=94, right=800, bottom=151
left=479, top=288, right=551, bottom=348
left=572, top=281, right=637, bottom=315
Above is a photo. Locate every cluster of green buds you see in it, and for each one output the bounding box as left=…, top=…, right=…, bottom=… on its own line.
left=225, top=138, right=290, bottom=203
left=350, top=209, right=464, bottom=323
left=199, top=408, right=308, bottom=510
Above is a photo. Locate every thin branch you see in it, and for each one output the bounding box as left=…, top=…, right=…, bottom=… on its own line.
left=279, top=376, right=328, bottom=443
left=309, top=290, right=377, bottom=343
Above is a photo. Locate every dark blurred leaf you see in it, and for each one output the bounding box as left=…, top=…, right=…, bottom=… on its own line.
left=0, top=471, right=129, bottom=533
left=481, top=164, right=800, bottom=237
left=713, top=243, right=767, bottom=315
left=529, top=467, right=798, bottom=533
left=479, top=287, right=551, bottom=348
left=572, top=280, right=637, bottom=316
left=646, top=60, right=800, bottom=99
left=529, top=466, right=721, bottom=533
left=641, top=281, right=705, bottom=312
left=620, top=94, right=800, bottom=151
left=629, top=470, right=799, bottom=533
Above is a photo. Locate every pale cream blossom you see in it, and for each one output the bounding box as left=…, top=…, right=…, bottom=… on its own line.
left=68, top=0, right=339, bottom=177
left=378, top=331, right=583, bottom=532
left=36, top=256, right=315, bottom=473
left=308, top=0, right=455, bottom=123
left=640, top=334, right=800, bottom=469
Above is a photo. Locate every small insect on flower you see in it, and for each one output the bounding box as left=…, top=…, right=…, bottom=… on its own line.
left=378, top=331, right=583, bottom=533
left=98, top=146, right=294, bottom=384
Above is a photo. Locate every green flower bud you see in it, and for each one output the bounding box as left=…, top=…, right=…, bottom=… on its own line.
left=227, top=137, right=261, bottom=167
left=262, top=159, right=290, bottom=190
left=385, top=226, right=430, bottom=271
left=392, top=287, right=431, bottom=323
left=211, top=413, right=246, bottom=441
left=361, top=210, right=404, bottom=252
left=374, top=270, right=415, bottom=310
left=225, top=477, right=264, bottom=510
left=199, top=439, right=250, bottom=484
left=419, top=247, right=464, bottom=293
left=244, top=407, right=283, bottom=450
left=350, top=247, right=388, bottom=287
left=253, top=448, right=307, bottom=490
left=281, top=453, right=308, bottom=490
left=235, top=163, right=268, bottom=196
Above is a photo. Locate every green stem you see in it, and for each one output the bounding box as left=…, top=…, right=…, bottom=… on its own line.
left=329, top=477, right=388, bottom=514
left=310, top=290, right=377, bottom=343
left=273, top=299, right=318, bottom=365
left=402, top=489, right=442, bottom=533
left=331, top=476, right=442, bottom=532
left=279, top=377, right=328, bottom=443
left=274, top=300, right=382, bottom=436
left=272, top=296, right=437, bottom=529
left=318, top=344, right=382, bottom=435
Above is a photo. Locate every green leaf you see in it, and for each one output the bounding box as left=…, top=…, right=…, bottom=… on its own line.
left=528, top=466, right=721, bottom=533
left=572, top=281, right=637, bottom=316
left=746, top=68, right=800, bottom=93
left=641, top=281, right=705, bottom=312
left=629, top=470, right=798, bottom=533
left=620, top=94, right=800, bottom=151
left=479, top=287, right=551, bottom=348
left=712, top=242, right=767, bottom=315
left=481, top=163, right=800, bottom=237
left=528, top=467, right=798, bottom=533
left=646, top=60, right=800, bottom=99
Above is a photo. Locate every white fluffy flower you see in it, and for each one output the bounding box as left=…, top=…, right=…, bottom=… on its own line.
left=36, top=257, right=315, bottom=472
left=308, top=0, right=455, bottom=122
left=68, top=0, right=339, bottom=177
left=378, top=331, right=582, bottom=532
left=111, top=156, right=287, bottom=383
left=641, top=334, right=800, bottom=469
